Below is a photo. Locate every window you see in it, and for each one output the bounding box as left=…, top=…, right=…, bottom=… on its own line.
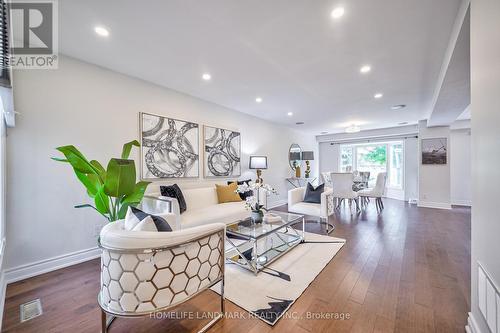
left=339, top=141, right=404, bottom=189
left=0, top=0, right=10, bottom=88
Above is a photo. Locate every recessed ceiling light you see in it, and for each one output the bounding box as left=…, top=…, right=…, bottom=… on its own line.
left=202, top=73, right=211, bottom=81
left=374, top=93, right=383, bottom=99
left=287, top=112, right=293, bottom=116
left=360, top=65, right=371, bottom=74
left=296, top=122, right=304, bottom=125
left=391, top=104, right=407, bottom=110
left=345, top=124, right=361, bottom=133
left=255, top=97, right=263, bottom=103
left=94, top=26, right=109, bottom=37
left=331, top=7, right=345, bottom=19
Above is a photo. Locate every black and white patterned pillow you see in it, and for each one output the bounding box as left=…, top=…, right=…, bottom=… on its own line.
left=124, top=207, right=172, bottom=232
left=227, top=179, right=253, bottom=200
left=160, top=184, right=187, bottom=214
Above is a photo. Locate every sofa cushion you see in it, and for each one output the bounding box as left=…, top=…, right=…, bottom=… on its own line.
left=288, top=202, right=321, bottom=217
left=124, top=207, right=173, bottom=232
left=181, top=201, right=249, bottom=229
left=215, top=183, right=242, bottom=203
left=303, top=183, right=324, bottom=204
left=160, top=184, right=187, bottom=214
left=227, top=179, right=253, bottom=200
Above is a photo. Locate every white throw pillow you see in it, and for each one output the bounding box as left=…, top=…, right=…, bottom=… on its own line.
left=124, top=206, right=172, bottom=232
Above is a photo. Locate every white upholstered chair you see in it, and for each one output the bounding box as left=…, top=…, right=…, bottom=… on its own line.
left=288, top=186, right=335, bottom=233
left=98, top=221, right=226, bottom=332
left=358, top=172, right=387, bottom=211
left=331, top=172, right=360, bottom=212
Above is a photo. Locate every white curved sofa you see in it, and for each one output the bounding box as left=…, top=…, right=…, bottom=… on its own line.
left=151, top=186, right=252, bottom=229
left=99, top=220, right=226, bottom=332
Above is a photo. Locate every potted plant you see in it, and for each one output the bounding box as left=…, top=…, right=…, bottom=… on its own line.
left=52, top=140, right=151, bottom=222
left=236, top=181, right=278, bottom=223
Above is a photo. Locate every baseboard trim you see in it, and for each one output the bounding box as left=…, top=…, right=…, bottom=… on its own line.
left=465, top=312, right=482, bottom=333
left=267, top=199, right=287, bottom=209
left=417, top=201, right=452, bottom=210
left=0, top=270, right=6, bottom=328
left=452, top=199, right=472, bottom=207
left=4, top=247, right=100, bottom=284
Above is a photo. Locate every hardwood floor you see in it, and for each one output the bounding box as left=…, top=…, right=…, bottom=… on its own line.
left=2, top=199, right=471, bottom=333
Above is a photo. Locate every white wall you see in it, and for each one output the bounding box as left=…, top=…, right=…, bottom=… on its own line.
left=450, top=129, right=471, bottom=206
left=404, top=137, right=418, bottom=202
left=5, top=55, right=315, bottom=275
left=470, top=0, right=500, bottom=331
left=417, top=120, right=451, bottom=209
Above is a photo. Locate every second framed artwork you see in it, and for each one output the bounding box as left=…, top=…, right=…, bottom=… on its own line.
left=203, top=125, right=241, bottom=177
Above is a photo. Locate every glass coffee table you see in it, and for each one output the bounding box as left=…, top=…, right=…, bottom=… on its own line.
left=225, top=211, right=305, bottom=275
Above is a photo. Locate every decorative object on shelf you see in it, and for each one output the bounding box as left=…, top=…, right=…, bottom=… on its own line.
left=301, top=151, right=314, bottom=178
left=236, top=181, right=278, bottom=224
left=249, top=156, right=268, bottom=184
left=52, top=140, right=151, bottom=222
left=289, top=143, right=302, bottom=177
left=140, top=112, right=199, bottom=179
left=204, top=125, right=241, bottom=177
left=421, top=138, right=447, bottom=164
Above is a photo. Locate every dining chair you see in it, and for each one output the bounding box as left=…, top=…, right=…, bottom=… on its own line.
left=330, top=172, right=360, bottom=212
left=358, top=172, right=387, bottom=211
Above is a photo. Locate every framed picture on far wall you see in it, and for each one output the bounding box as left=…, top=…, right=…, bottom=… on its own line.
left=421, top=138, right=447, bottom=165
left=204, top=125, right=241, bottom=177
left=140, top=112, right=199, bottom=179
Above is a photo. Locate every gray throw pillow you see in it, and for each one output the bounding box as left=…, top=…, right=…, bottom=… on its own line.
left=303, top=183, right=325, bottom=204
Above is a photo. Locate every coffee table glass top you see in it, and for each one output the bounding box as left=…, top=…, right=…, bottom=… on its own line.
left=226, top=211, right=303, bottom=239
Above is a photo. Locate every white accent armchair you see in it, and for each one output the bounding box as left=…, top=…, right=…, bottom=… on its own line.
left=331, top=172, right=360, bottom=212
left=358, top=172, right=387, bottom=211
left=287, top=186, right=335, bottom=233
left=98, top=221, right=226, bottom=333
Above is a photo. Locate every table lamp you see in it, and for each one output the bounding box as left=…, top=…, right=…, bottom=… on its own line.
left=249, top=156, right=268, bottom=184
left=301, top=151, right=314, bottom=178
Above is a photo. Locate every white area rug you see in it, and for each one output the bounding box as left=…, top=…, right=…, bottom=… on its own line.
left=212, top=232, right=345, bottom=325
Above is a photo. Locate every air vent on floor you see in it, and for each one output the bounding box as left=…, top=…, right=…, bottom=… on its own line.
left=20, top=299, right=43, bottom=323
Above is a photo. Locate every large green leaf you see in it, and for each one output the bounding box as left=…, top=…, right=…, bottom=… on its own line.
left=75, top=204, right=110, bottom=221
left=121, top=140, right=140, bottom=159
left=94, top=186, right=110, bottom=215
left=103, top=158, right=136, bottom=197
left=56, top=145, right=98, bottom=174
left=122, top=181, right=151, bottom=204
left=90, top=160, right=106, bottom=182
left=74, top=170, right=100, bottom=198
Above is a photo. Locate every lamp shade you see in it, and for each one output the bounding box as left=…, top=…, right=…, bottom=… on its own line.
left=301, top=151, right=314, bottom=160
left=249, top=156, right=268, bottom=169
left=289, top=152, right=301, bottom=161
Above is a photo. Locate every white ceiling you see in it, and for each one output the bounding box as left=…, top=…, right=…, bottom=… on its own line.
left=59, top=0, right=463, bottom=134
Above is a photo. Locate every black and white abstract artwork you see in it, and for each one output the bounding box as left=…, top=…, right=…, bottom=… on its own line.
left=422, top=138, right=447, bottom=165
left=140, top=113, right=199, bottom=179
left=204, top=126, right=241, bottom=177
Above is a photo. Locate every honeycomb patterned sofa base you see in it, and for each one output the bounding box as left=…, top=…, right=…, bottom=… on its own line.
left=99, top=220, right=226, bottom=333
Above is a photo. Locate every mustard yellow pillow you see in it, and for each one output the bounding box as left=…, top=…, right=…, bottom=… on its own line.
left=216, top=182, right=242, bottom=204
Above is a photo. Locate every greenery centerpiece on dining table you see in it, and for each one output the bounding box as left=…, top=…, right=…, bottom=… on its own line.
left=236, top=181, right=278, bottom=223
left=52, top=140, right=151, bottom=222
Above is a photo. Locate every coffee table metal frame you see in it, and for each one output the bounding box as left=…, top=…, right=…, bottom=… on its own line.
left=225, top=211, right=305, bottom=275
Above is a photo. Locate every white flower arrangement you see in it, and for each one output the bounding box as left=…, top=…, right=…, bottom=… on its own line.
left=236, top=181, right=278, bottom=212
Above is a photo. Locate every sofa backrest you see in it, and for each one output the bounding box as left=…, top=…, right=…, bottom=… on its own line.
left=182, top=186, right=219, bottom=210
